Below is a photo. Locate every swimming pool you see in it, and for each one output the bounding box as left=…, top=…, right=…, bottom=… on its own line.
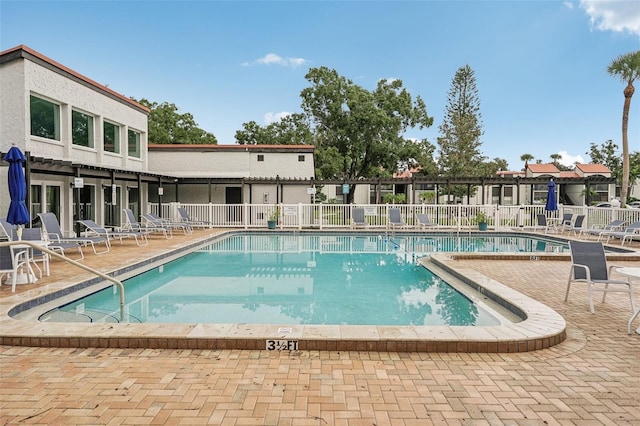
left=40, top=232, right=574, bottom=327
left=6, top=230, right=575, bottom=353
left=42, top=233, right=517, bottom=326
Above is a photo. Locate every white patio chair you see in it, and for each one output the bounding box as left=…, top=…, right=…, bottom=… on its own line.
left=566, top=240, right=635, bottom=314
left=388, top=208, right=408, bottom=229
left=351, top=207, right=368, bottom=229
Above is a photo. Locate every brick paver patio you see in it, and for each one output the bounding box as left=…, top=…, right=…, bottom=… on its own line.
left=1, top=230, right=639, bottom=425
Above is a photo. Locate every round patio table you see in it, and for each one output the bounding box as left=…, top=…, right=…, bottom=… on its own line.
left=616, top=267, right=640, bottom=334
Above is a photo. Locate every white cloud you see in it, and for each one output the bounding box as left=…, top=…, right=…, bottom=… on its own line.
left=264, top=111, right=291, bottom=124
left=580, top=0, right=640, bottom=36
left=242, top=53, right=308, bottom=68
left=557, top=150, right=584, bottom=167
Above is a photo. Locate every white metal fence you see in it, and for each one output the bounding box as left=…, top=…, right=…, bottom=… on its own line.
left=148, top=202, right=640, bottom=232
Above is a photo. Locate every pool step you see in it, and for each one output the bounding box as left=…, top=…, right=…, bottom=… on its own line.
left=39, top=308, right=141, bottom=323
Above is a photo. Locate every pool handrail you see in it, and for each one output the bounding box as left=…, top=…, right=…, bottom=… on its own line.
left=0, top=240, right=125, bottom=321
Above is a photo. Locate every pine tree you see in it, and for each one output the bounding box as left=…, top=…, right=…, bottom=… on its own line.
left=437, top=65, right=485, bottom=199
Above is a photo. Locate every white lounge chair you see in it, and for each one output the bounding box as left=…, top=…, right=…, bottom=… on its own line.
left=78, top=219, right=148, bottom=247
left=415, top=214, right=438, bottom=230
left=531, top=214, right=555, bottom=234
left=176, top=207, right=211, bottom=228
left=559, top=212, right=573, bottom=233
left=351, top=207, right=368, bottom=229
left=123, top=208, right=171, bottom=239
left=566, top=241, right=635, bottom=314
left=600, top=221, right=640, bottom=245
left=579, top=219, right=626, bottom=240
left=143, top=213, right=191, bottom=235
left=388, top=208, right=408, bottom=229
left=38, top=212, right=106, bottom=257
left=564, top=214, right=585, bottom=236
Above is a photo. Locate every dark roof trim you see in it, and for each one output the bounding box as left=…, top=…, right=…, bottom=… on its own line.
left=180, top=176, right=616, bottom=185
left=0, top=45, right=150, bottom=115
left=18, top=153, right=172, bottom=183
left=148, top=144, right=315, bottom=153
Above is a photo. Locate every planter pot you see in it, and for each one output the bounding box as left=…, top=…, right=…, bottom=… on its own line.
left=267, top=220, right=277, bottom=229
left=478, top=222, right=488, bottom=231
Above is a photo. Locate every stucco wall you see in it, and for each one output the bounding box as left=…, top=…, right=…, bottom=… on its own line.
left=1, top=57, right=148, bottom=169
left=147, top=150, right=315, bottom=179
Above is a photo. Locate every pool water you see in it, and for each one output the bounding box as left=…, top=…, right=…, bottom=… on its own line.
left=41, top=233, right=551, bottom=327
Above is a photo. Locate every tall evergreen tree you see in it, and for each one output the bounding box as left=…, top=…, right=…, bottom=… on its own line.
left=437, top=65, right=485, bottom=199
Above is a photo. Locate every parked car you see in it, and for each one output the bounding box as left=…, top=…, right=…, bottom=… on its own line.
left=628, top=201, right=640, bottom=208
left=594, top=202, right=611, bottom=208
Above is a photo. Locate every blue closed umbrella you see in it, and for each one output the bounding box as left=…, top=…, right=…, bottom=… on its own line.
left=3, top=145, right=31, bottom=227
left=545, top=179, right=558, bottom=213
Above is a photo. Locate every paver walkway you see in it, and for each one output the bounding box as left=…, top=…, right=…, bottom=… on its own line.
left=1, top=230, right=639, bottom=425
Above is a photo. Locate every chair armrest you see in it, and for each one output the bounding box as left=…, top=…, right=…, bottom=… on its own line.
left=571, top=263, right=591, bottom=281
left=45, top=232, right=63, bottom=242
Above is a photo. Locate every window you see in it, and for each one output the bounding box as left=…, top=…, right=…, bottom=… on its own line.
left=533, top=183, right=547, bottom=204
left=45, top=186, right=61, bottom=219
left=73, top=186, right=95, bottom=220
left=72, top=110, right=94, bottom=148
left=104, top=185, right=121, bottom=227
left=592, top=184, right=609, bottom=202
left=370, top=184, right=394, bottom=204
left=128, top=129, right=141, bottom=158
left=298, top=155, right=305, bottom=162
left=30, top=185, right=42, bottom=220
left=257, top=154, right=264, bottom=162
left=30, top=95, right=60, bottom=140
left=104, top=121, right=120, bottom=153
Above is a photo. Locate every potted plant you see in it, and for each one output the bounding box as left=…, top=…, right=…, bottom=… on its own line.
left=267, top=206, right=280, bottom=229
left=475, top=211, right=489, bottom=231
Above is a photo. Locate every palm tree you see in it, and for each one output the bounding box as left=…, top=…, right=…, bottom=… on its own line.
left=549, top=153, right=562, bottom=165
left=520, top=153, right=534, bottom=170
left=607, top=50, right=640, bottom=207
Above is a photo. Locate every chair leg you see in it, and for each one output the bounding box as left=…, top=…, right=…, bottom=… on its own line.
left=629, top=308, right=640, bottom=334
left=565, top=273, right=573, bottom=302
left=588, top=284, right=595, bottom=314
left=11, top=270, right=18, bottom=293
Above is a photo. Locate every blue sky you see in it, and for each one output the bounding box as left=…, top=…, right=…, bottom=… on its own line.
left=1, top=0, right=639, bottom=170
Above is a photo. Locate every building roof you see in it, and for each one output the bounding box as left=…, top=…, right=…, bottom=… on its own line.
left=527, top=163, right=560, bottom=174
left=575, top=163, right=611, bottom=174
left=0, top=45, right=149, bottom=114
left=148, top=144, right=315, bottom=153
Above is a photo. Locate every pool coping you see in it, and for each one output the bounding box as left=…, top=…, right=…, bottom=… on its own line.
left=5, top=229, right=625, bottom=353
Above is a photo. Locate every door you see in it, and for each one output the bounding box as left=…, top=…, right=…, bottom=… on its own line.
left=225, top=187, right=242, bottom=224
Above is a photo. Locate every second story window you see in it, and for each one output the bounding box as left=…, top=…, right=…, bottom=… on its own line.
left=128, top=129, right=141, bottom=158
left=257, top=154, right=264, bottom=162
left=298, top=155, right=305, bottom=162
left=30, top=95, right=60, bottom=141
left=72, top=110, right=94, bottom=148
left=104, top=121, right=120, bottom=154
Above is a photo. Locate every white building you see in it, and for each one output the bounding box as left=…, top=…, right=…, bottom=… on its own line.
left=0, top=45, right=316, bottom=231
left=147, top=144, right=316, bottom=205
left=1, top=45, right=151, bottom=231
